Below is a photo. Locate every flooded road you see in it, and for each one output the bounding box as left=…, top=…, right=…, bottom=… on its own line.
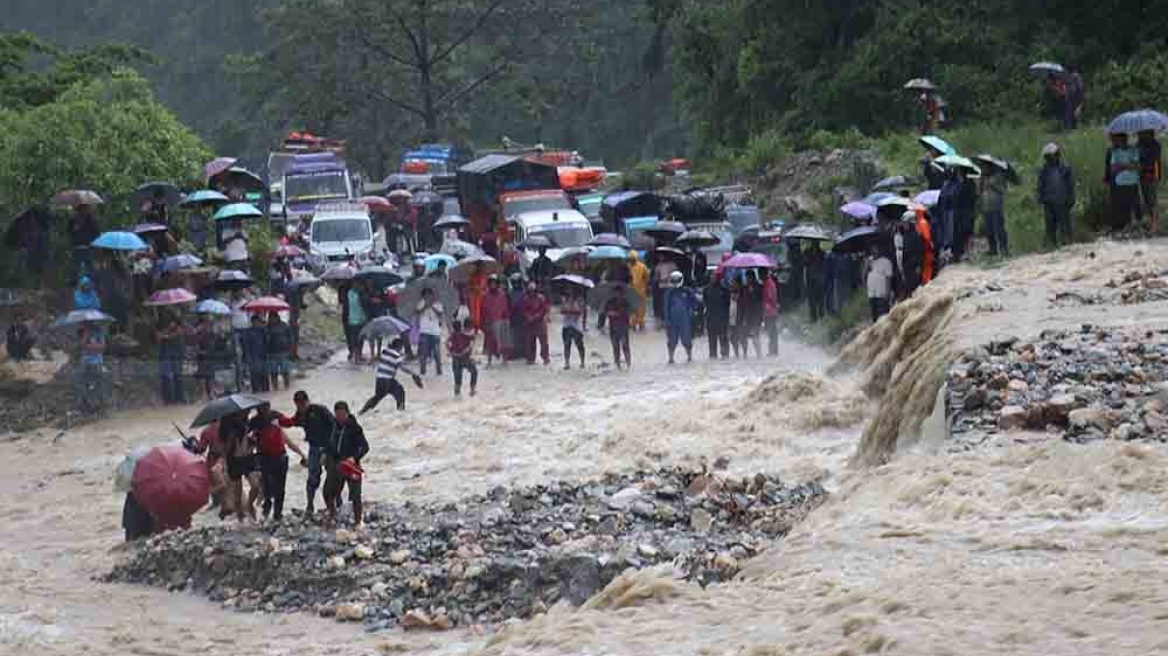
left=4, top=239, right=1168, bottom=656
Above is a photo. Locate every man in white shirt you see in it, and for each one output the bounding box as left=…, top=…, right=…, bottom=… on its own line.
left=866, top=247, right=894, bottom=323
left=415, top=287, right=445, bottom=375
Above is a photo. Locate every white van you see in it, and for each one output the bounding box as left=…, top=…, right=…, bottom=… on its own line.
left=308, top=202, right=375, bottom=267
left=509, top=209, right=594, bottom=268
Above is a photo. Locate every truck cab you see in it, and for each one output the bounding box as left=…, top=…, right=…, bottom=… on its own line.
left=282, top=153, right=353, bottom=229
left=506, top=206, right=594, bottom=269
left=307, top=202, right=374, bottom=269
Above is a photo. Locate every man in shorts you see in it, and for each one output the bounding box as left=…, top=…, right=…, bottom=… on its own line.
left=220, top=409, right=260, bottom=520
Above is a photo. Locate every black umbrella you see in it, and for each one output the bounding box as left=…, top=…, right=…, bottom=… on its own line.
left=587, top=281, right=645, bottom=313
left=643, top=221, right=687, bottom=242
left=190, top=394, right=267, bottom=428
left=871, top=175, right=915, bottom=192
left=834, top=226, right=882, bottom=253
left=675, top=230, right=720, bottom=248
left=213, top=167, right=265, bottom=193
left=589, top=233, right=632, bottom=249
left=397, top=278, right=459, bottom=318
left=131, top=181, right=183, bottom=209
left=784, top=225, right=834, bottom=242
left=630, top=234, right=656, bottom=251
left=214, top=269, right=254, bottom=290
left=353, top=266, right=405, bottom=289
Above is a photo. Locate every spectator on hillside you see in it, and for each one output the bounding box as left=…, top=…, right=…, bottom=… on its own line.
left=980, top=163, right=1010, bottom=256
left=1138, top=129, right=1162, bottom=234
left=1037, top=142, right=1076, bottom=246
left=866, top=246, right=894, bottom=323
left=1104, top=132, right=1142, bottom=232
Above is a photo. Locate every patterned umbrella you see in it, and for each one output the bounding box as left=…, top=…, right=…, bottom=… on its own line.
left=552, top=274, right=595, bottom=289
left=722, top=252, right=777, bottom=269
left=50, top=189, right=104, bottom=206
left=145, top=288, right=198, bottom=306
left=203, top=157, right=238, bottom=180
left=1106, top=109, right=1168, bottom=135
left=54, top=309, right=114, bottom=327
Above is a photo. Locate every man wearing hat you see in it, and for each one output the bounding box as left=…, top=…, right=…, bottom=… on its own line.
left=1037, top=143, right=1076, bottom=246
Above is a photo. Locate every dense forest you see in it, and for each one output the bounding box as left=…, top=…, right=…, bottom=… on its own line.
left=5, top=0, right=1168, bottom=176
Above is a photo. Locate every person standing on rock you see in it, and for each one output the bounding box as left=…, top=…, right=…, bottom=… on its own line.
left=251, top=402, right=306, bottom=522
left=278, top=391, right=336, bottom=517
left=865, top=246, right=895, bottom=322
left=1037, top=143, right=1076, bottom=246
left=360, top=337, right=423, bottom=413
left=703, top=272, right=730, bottom=359
left=664, top=271, right=698, bottom=364
left=324, top=401, right=369, bottom=527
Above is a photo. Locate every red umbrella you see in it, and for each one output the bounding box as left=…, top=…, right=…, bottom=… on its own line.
left=361, top=196, right=393, bottom=213
left=242, top=296, right=291, bottom=313
left=144, top=288, right=198, bottom=306
left=204, top=157, right=238, bottom=180
left=131, top=445, right=209, bottom=528
left=272, top=244, right=306, bottom=258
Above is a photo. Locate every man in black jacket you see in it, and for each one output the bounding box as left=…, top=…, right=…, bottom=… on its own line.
left=703, top=275, right=731, bottom=359
left=278, top=390, right=336, bottom=516
left=324, top=401, right=370, bottom=526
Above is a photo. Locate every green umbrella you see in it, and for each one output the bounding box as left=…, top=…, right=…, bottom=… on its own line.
left=935, top=154, right=982, bottom=175
left=212, top=203, right=263, bottom=221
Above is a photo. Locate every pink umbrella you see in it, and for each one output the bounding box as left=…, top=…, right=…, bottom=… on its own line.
left=204, top=157, right=238, bottom=180
left=144, top=288, right=198, bottom=306
left=242, top=296, right=291, bottom=313
left=271, top=244, right=306, bottom=258
left=131, top=445, right=209, bottom=529
left=361, top=196, right=393, bottom=212
left=723, top=252, right=776, bottom=269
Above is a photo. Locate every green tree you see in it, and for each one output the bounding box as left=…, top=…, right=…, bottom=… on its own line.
left=0, top=31, right=152, bottom=110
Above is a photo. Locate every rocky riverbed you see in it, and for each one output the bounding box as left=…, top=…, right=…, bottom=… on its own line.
left=946, top=325, right=1168, bottom=446
left=107, top=467, right=826, bottom=632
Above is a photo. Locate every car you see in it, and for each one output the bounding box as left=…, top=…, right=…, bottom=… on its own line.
left=308, top=202, right=375, bottom=269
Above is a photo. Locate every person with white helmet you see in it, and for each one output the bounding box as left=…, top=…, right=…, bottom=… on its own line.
left=663, top=270, right=699, bottom=364
left=1037, top=142, right=1076, bottom=246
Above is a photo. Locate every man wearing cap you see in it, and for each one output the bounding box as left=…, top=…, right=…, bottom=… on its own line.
left=1037, top=143, right=1076, bottom=246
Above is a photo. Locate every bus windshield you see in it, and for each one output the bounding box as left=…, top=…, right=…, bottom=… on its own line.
left=285, top=171, right=349, bottom=203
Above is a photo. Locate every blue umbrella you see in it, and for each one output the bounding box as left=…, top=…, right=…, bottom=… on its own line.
left=919, top=135, right=956, bottom=156
left=92, top=231, right=148, bottom=251
left=160, top=253, right=204, bottom=272
left=914, top=190, right=941, bottom=207
left=55, top=309, right=114, bottom=327
left=181, top=190, right=229, bottom=207
left=212, top=203, right=263, bottom=221
left=424, top=253, right=457, bottom=274
left=193, top=299, right=232, bottom=316
left=1107, top=109, right=1168, bottom=135
left=588, top=245, right=630, bottom=262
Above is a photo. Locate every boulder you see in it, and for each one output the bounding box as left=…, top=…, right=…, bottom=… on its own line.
left=1069, top=408, right=1112, bottom=431
left=1046, top=394, right=1078, bottom=422
left=335, top=602, right=366, bottom=622
left=998, top=406, right=1028, bottom=430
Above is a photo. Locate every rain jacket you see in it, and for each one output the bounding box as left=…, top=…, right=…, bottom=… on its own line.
left=329, top=416, right=369, bottom=463
left=628, top=253, right=651, bottom=328
left=73, top=276, right=101, bottom=310
left=467, top=270, right=487, bottom=329
left=915, top=208, right=935, bottom=284
left=1037, top=160, right=1076, bottom=208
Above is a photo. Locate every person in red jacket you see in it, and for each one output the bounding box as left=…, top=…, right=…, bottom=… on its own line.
left=762, top=271, right=781, bottom=356
left=480, top=276, right=510, bottom=366
left=521, top=281, right=551, bottom=365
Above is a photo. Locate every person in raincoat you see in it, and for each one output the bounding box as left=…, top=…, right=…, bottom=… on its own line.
left=73, top=275, right=101, bottom=310
left=663, top=271, right=699, bottom=364
left=466, top=261, right=488, bottom=330
left=1037, top=143, right=1076, bottom=246
left=628, top=251, right=651, bottom=331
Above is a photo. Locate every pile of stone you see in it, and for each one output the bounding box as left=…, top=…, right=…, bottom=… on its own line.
left=946, top=326, right=1168, bottom=444
left=107, top=467, right=826, bottom=631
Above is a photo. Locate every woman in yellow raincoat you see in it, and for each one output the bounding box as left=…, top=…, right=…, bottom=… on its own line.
left=628, top=250, right=651, bottom=330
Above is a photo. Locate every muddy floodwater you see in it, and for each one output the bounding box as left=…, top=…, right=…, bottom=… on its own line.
left=3, top=239, right=1168, bottom=656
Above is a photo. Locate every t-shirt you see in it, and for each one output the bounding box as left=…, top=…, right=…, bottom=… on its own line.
left=250, top=415, right=287, bottom=457
left=376, top=346, right=404, bottom=380
left=447, top=332, right=474, bottom=361
left=346, top=288, right=366, bottom=326
left=231, top=300, right=252, bottom=331
left=560, top=299, right=584, bottom=330
left=1108, top=146, right=1141, bottom=187
left=867, top=257, right=894, bottom=299
left=417, top=301, right=444, bottom=336
left=224, top=232, right=249, bottom=262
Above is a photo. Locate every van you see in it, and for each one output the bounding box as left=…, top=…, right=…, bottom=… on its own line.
left=308, top=202, right=375, bottom=267
left=508, top=209, right=594, bottom=268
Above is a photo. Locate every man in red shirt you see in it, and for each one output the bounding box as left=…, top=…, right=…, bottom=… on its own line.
left=252, top=403, right=306, bottom=521
left=446, top=320, right=478, bottom=396
left=521, top=282, right=550, bottom=365
left=480, top=276, right=510, bottom=366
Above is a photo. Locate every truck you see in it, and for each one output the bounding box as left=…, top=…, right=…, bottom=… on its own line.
left=456, top=155, right=561, bottom=240
left=268, top=132, right=347, bottom=227
left=399, top=143, right=475, bottom=177
left=307, top=202, right=375, bottom=269
left=281, top=152, right=354, bottom=230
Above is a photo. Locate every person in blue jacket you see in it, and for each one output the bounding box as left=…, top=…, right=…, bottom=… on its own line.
left=664, top=271, right=699, bottom=364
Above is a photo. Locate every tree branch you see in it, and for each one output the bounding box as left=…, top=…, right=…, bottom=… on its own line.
left=436, top=59, right=511, bottom=107
left=353, top=30, right=416, bottom=69
left=394, top=14, right=426, bottom=65
left=359, top=86, right=428, bottom=119
left=428, top=0, right=507, bottom=67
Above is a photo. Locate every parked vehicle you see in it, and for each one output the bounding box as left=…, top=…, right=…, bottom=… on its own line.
left=281, top=152, right=354, bottom=230
left=509, top=209, right=594, bottom=270
left=456, top=155, right=561, bottom=240
left=725, top=204, right=762, bottom=236
left=400, top=143, right=475, bottom=176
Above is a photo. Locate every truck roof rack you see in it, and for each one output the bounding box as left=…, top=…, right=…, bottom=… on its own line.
left=313, top=202, right=369, bottom=215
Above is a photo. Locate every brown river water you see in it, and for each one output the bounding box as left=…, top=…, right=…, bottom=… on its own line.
left=3, top=239, right=1168, bottom=655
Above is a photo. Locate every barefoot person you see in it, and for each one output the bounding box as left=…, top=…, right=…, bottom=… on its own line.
left=323, top=402, right=369, bottom=527
left=360, top=337, right=424, bottom=413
